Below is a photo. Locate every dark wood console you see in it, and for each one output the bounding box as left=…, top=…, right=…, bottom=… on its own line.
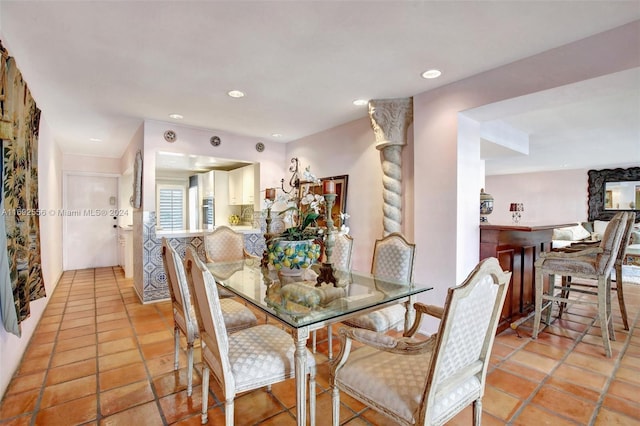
left=480, top=223, right=574, bottom=333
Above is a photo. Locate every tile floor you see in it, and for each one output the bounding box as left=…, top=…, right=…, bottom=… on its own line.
left=0, top=267, right=639, bottom=425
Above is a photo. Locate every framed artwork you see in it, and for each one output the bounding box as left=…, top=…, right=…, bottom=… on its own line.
left=130, top=150, right=143, bottom=208
left=302, top=175, right=348, bottom=228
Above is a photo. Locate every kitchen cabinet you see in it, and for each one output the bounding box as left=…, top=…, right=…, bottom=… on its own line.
left=118, top=227, right=133, bottom=278
left=242, top=164, right=255, bottom=205
left=229, top=168, right=243, bottom=205
left=228, top=164, right=258, bottom=207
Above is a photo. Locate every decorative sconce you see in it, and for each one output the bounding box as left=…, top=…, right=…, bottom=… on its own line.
left=510, top=203, right=524, bottom=224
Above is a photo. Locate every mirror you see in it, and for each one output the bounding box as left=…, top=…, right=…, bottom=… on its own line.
left=588, top=167, right=640, bottom=221
left=604, top=181, right=640, bottom=210
left=155, top=152, right=257, bottom=232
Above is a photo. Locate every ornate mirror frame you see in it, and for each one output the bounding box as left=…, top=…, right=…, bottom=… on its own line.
left=588, top=167, right=640, bottom=221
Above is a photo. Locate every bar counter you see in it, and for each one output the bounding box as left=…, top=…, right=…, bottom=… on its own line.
left=480, top=222, right=574, bottom=332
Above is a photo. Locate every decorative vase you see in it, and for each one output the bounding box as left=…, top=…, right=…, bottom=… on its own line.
left=480, top=188, right=494, bottom=223
left=266, top=239, right=321, bottom=276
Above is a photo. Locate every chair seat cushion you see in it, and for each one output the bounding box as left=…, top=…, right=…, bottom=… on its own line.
left=343, top=304, right=405, bottom=332
left=206, top=324, right=315, bottom=392
left=217, top=285, right=237, bottom=298
left=541, top=257, right=598, bottom=276
left=220, top=299, right=257, bottom=333
left=336, top=344, right=481, bottom=424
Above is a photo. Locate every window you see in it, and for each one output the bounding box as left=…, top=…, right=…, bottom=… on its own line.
left=157, top=184, right=186, bottom=230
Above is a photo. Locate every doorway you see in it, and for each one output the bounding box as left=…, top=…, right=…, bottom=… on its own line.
left=63, top=174, right=119, bottom=270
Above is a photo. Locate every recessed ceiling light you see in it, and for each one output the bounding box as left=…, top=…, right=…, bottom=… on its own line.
left=353, top=99, right=368, bottom=106
left=168, top=113, right=183, bottom=119
left=421, top=69, right=442, bottom=79
left=271, top=133, right=283, bottom=138
left=228, top=90, right=245, bottom=98
left=89, top=138, right=102, bottom=142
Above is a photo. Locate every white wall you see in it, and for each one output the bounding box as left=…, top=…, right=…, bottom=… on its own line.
left=62, top=154, right=121, bottom=174
left=142, top=120, right=287, bottom=213
left=486, top=169, right=590, bottom=225
left=286, top=117, right=390, bottom=273
left=0, top=117, right=63, bottom=399
left=412, top=22, right=639, bottom=333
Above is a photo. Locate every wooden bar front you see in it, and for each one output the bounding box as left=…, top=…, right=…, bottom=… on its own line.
left=480, top=223, right=573, bottom=333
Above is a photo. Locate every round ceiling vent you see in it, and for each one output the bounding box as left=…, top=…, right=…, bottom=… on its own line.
left=255, top=142, right=265, bottom=152
left=163, top=130, right=177, bottom=143
left=210, top=136, right=221, bottom=146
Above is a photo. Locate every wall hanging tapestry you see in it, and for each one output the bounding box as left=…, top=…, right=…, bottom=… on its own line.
left=0, top=40, right=45, bottom=337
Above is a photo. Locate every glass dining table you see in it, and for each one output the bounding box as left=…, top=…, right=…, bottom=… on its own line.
left=206, top=259, right=432, bottom=426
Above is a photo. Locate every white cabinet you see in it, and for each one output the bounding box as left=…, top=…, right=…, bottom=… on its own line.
left=242, top=165, right=255, bottom=205
left=228, top=164, right=258, bottom=207
left=118, top=227, right=133, bottom=278
left=229, top=168, right=243, bottom=205
left=214, top=170, right=232, bottom=225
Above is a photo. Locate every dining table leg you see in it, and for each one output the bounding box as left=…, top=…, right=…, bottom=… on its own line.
left=293, top=327, right=310, bottom=426
left=404, top=295, right=416, bottom=333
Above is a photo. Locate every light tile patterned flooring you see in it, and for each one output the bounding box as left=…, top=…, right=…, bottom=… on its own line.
left=1, top=267, right=639, bottom=425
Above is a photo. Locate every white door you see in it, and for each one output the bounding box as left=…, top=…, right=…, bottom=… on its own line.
left=64, top=174, right=119, bottom=270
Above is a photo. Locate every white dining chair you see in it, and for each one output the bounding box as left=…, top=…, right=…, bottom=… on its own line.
left=343, top=233, right=415, bottom=333
left=330, top=257, right=510, bottom=426
left=204, top=225, right=261, bottom=298
left=312, top=232, right=354, bottom=359
left=161, top=238, right=257, bottom=396
left=184, top=248, right=317, bottom=425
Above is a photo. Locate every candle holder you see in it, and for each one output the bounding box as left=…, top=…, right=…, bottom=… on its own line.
left=261, top=189, right=276, bottom=268
left=316, top=193, right=337, bottom=286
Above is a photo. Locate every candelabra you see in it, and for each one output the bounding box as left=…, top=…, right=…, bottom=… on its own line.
left=316, top=181, right=337, bottom=286
left=261, top=188, right=276, bottom=268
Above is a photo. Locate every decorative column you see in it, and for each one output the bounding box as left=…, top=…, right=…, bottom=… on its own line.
left=368, top=98, right=413, bottom=235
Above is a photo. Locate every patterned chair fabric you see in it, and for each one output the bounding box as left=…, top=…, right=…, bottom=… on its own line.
left=330, top=232, right=354, bottom=271
left=344, top=233, right=415, bottom=332
left=161, top=239, right=257, bottom=396
left=312, top=233, right=354, bottom=358
left=204, top=226, right=260, bottom=297
left=330, top=257, right=510, bottom=426
left=184, top=249, right=316, bottom=426
left=532, top=211, right=628, bottom=357
left=205, top=225, right=251, bottom=262
left=559, top=212, right=635, bottom=330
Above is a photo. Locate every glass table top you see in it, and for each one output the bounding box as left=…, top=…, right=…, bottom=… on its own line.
left=206, top=259, right=432, bottom=328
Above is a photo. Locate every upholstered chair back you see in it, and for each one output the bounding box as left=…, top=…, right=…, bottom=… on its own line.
left=371, top=233, right=415, bottom=283
left=161, top=239, right=197, bottom=336
left=330, top=233, right=354, bottom=271
left=184, top=249, right=232, bottom=384
left=421, top=258, right=510, bottom=425
left=205, top=226, right=246, bottom=262
left=617, top=212, right=636, bottom=262
left=595, top=212, right=627, bottom=273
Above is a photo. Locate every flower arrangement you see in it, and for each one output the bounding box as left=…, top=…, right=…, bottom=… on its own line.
left=264, top=159, right=329, bottom=273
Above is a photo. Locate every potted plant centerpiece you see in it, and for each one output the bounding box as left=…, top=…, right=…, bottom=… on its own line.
left=265, top=159, right=326, bottom=276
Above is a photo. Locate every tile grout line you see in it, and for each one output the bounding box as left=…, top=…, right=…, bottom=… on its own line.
left=587, top=303, right=638, bottom=426
left=113, top=266, right=171, bottom=426
left=28, top=270, right=76, bottom=426
left=505, top=291, right=634, bottom=425
left=509, top=317, right=597, bottom=424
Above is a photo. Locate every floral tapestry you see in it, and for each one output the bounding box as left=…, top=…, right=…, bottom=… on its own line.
left=0, top=41, right=45, bottom=336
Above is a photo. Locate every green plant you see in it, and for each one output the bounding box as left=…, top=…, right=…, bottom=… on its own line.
left=275, top=192, right=325, bottom=241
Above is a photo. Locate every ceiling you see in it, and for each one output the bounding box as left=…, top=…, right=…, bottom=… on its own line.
left=1, top=1, right=639, bottom=175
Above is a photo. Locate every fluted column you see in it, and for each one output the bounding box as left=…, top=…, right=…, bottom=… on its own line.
left=368, top=98, right=413, bottom=235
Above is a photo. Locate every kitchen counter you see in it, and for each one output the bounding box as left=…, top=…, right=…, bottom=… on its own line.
left=156, top=226, right=261, bottom=238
